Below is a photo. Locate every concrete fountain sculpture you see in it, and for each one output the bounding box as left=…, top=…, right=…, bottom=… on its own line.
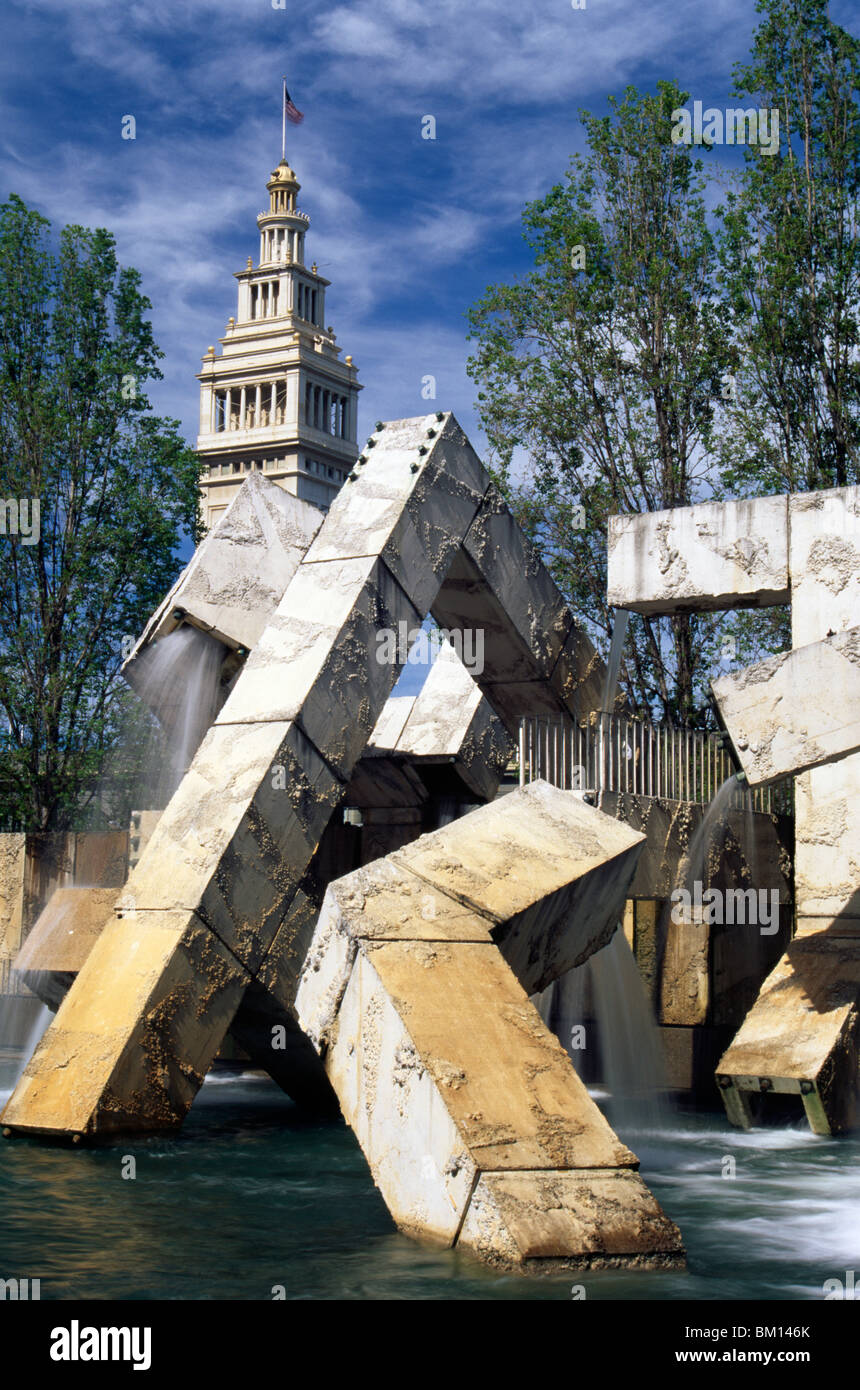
left=1, top=413, right=683, bottom=1271
left=608, top=487, right=860, bottom=1135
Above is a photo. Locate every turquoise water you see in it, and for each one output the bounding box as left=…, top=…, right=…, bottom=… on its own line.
left=1, top=1064, right=857, bottom=1301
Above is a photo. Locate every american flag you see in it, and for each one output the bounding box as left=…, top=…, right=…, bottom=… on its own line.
left=284, top=83, right=304, bottom=126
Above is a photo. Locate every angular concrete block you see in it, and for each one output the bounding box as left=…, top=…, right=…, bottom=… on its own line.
left=291, top=791, right=681, bottom=1267
left=795, top=756, right=860, bottom=924
left=458, top=1169, right=683, bottom=1270
left=2, top=910, right=249, bottom=1135
left=394, top=643, right=513, bottom=802
left=123, top=470, right=322, bottom=666
left=788, top=485, right=860, bottom=648
left=213, top=553, right=421, bottom=780
left=713, top=626, right=860, bottom=786
left=431, top=501, right=605, bottom=725
left=436, top=487, right=577, bottom=685
left=716, top=923, right=860, bottom=1135
left=121, top=719, right=343, bottom=972
left=659, top=914, right=710, bottom=1026
left=1, top=417, right=628, bottom=1141
left=607, top=496, right=789, bottom=615
left=388, top=781, right=645, bottom=994
left=302, top=413, right=489, bottom=617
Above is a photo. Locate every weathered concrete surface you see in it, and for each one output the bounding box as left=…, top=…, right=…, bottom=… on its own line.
left=788, top=486, right=860, bottom=649
left=3, top=909, right=250, bottom=1135
left=607, top=497, right=789, bottom=615
left=0, top=833, right=26, bottom=963
left=387, top=781, right=645, bottom=994
left=713, top=626, right=860, bottom=787
left=716, top=921, right=860, bottom=1134
left=458, top=1170, right=682, bottom=1270
left=794, top=759, right=860, bottom=922
left=123, top=470, right=322, bottom=668
left=432, top=497, right=605, bottom=725
left=13, top=887, right=118, bottom=974
left=391, top=642, right=514, bottom=802
left=789, top=487, right=860, bottom=928
left=292, top=786, right=682, bottom=1269
left=2, top=414, right=606, bottom=1137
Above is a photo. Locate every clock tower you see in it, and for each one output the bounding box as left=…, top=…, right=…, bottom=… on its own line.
left=196, top=155, right=361, bottom=529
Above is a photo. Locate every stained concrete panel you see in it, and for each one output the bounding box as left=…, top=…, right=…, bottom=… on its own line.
left=2, top=910, right=249, bottom=1135
left=607, top=497, right=789, bottom=615
left=0, top=833, right=26, bottom=962
left=388, top=781, right=645, bottom=994
left=716, top=923, right=860, bottom=1135
left=789, top=486, right=860, bottom=927
left=713, top=626, right=860, bottom=786
left=292, top=785, right=681, bottom=1267
left=124, top=470, right=322, bottom=665
left=458, top=1170, right=684, bottom=1270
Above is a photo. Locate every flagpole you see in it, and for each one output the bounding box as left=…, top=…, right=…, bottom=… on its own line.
left=281, top=76, right=286, bottom=160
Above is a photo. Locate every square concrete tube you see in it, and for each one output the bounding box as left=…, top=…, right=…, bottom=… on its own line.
left=716, top=921, right=860, bottom=1135
left=291, top=784, right=681, bottom=1269
left=1, top=415, right=605, bottom=1137
left=607, top=496, right=790, bottom=615
left=12, top=887, right=118, bottom=974
left=712, top=625, right=860, bottom=787
left=383, top=642, right=514, bottom=802
left=789, top=487, right=860, bottom=926
left=123, top=470, right=323, bottom=666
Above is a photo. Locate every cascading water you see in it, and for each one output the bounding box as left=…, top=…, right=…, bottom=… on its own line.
left=128, top=624, right=226, bottom=804
left=0, top=625, right=228, bottom=1083
left=541, top=927, right=668, bottom=1139
left=678, top=773, right=741, bottom=894
left=586, top=929, right=669, bottom=1134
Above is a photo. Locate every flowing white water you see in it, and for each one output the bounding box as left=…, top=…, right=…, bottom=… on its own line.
left=540, top=927, right=668, bottom=1138
left=679, top=773, right=739, bottom=892
left=0, top=625, right=228, bottom=1083
left=129, top=624, right=226, bottom=802
left=586, top=929, right=669, bottom=1133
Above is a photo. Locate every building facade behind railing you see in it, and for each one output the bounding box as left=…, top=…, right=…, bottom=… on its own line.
left=518, top=712, right=793, bottom=816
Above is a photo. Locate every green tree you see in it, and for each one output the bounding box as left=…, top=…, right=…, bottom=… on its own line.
left=0, top=195, right=202, bottom=831
left=717, top=0, right=860, bottom=494
left=467, top=83, right=736, bottom=725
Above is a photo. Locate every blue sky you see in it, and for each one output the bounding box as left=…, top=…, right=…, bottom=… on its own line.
left=4, top=0, right=854, bottom=458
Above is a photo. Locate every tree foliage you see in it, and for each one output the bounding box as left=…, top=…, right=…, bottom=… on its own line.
left=467, top=82, right=736, bottom=724
left=467, top=2, right=855, bottom=722
left=718, top=0, right=860, bottom=494
left=0, top=195, right=201, bottom=830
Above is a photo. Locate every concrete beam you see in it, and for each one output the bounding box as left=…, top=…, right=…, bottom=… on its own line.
left=292, top=785, right=681, bottom=1269
left=607, top=497, right=789, bottom=615
left=123, top=470, right=322, bottom=666
left=716, top=920, right=860, bottom=1135
left=713, top=626, right=860, bottom=787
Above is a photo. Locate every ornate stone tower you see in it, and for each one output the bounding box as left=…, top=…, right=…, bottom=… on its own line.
left=196, top=156, right=361, bottom=529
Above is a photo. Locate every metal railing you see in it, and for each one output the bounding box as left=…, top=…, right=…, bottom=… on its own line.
left=518, top=712, right=793, bottom=815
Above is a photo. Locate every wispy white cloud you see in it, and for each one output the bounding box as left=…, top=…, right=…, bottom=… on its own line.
left=0, top=0, right=780, bottom=454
